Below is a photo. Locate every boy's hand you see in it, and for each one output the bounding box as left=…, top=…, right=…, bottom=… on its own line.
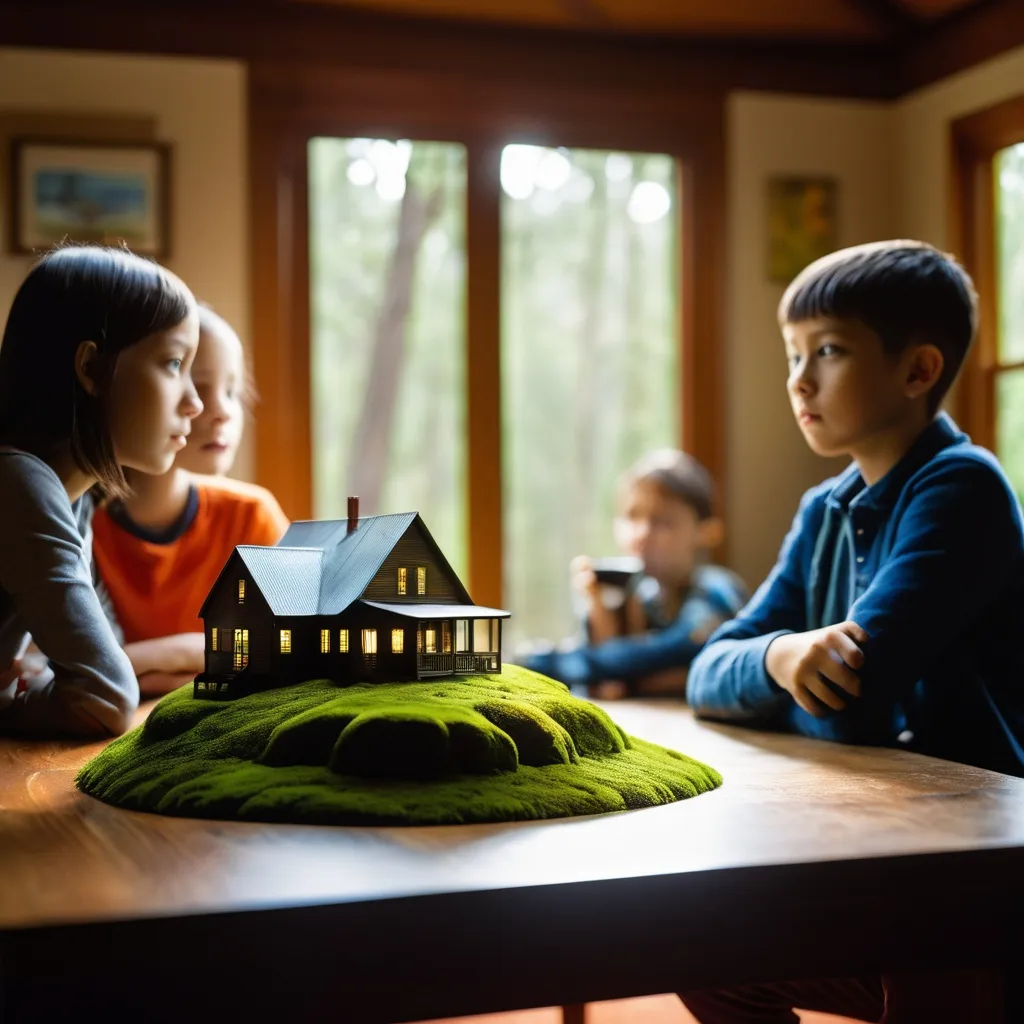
left=765, top=621, right=868, bottom=717
left=569, top=556, right=599, bottom=599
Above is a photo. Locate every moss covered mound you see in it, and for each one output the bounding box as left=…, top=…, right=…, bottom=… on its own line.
left=77, top=666, right=721, bottom=826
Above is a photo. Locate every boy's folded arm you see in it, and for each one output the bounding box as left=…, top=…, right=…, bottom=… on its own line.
left=848, top=457, right=1022, bottom=698
left=532, top=612, right=730, bottom=688
left=687, top=490, right=821, bottom=720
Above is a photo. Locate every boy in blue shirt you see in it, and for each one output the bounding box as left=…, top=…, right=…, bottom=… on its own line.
left=520, top=450, right=747, bottom=699
left=681, top=240, right=1016, bottom=1022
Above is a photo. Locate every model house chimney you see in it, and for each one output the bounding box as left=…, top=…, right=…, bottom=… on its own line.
left=347, top=496, right=359, bottom=533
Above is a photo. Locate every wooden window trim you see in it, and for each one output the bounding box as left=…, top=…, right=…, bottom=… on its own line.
left=251, top=61, right=726, bottom=608
left=951, top=94, right=1024, bottom=452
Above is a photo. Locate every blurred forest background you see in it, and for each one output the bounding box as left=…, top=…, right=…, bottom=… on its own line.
left=995, top=142, right=1024, bottom=501
left=309, top=138, right=678, bottom=649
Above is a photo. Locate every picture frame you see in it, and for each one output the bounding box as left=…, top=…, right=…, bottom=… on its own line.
left=9, top=137, right=171, bottom=257
left=766, top=176, right=837, bottom=284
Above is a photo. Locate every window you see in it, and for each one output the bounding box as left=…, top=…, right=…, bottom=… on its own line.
left=339, top=628, right=349, bottom=652
left=211, top=627, right=218, bottom=652
left=456, top=619, right=469, bottom=653
left=416, top=566, right=426, bottom=595
left=321, top=628, right=331, bottom=653
left=473, top=618, right=494, bottom=653
left=425, top=628, right=437, bottom=654
left=280, top=629, right=292, bottom=654
left=391, top=628, right=404, bottom=653
left=416, top=627, right=424, bottom=654
left=397, top=566, right=407, bottom=595
left=502, top=147, right=679, bottom=650
left=441, top=620, right=452, bottom=653
left=362, top=628, right=378, bottom=654
left=260, top=100, right=721, bottom=638
left=994, top=143, right=1024, bottom=499
left=238, top=579, right=246, bottom=604
left=308, top=138, right=467, bottom=578
left=953, top=97, right=1024, bottom=501
left=233, top=628, right=249, bottom=670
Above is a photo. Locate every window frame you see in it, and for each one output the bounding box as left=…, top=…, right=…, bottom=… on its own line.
left=951, top=95, right=1024, bottom=452
left=251, top=63, right=726, bottom=607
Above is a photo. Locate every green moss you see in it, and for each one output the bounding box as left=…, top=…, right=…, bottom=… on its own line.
left=77, top=666, right=721, bottom=826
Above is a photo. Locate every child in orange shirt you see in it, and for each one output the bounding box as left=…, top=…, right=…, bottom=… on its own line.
left=93, top=305, right=288, bottom=695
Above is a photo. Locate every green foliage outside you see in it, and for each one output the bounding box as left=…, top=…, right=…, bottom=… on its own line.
left=77, top=666, right=721, bottom=826
left=308, top=140, right=679, bottom=651
left=995, top=145, right=1024, bottom=502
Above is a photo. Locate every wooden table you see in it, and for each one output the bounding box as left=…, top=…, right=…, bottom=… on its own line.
left=2, top=700, right=1023, bottom=1024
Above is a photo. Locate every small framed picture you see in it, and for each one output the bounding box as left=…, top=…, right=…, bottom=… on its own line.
left=9, top=137, right=171, bottom=256
left=766, top=176, right=837, bottom=284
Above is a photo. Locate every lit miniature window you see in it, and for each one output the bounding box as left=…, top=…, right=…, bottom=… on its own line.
left=280, top=629, right=292, bottom=654
left=362, top=628, right=378, bottom=655
left=339, top=629, right=349, bottom=652
left=392, top=628, right=404, bottom=654
left=456, top=620, right=469, bottom=652
left=233, top=628, right=249, bottom=670
left=416, top=628, right=424, bottom=653
left=417, top=566, right=426, bottom=595
left=474, top=619, right=492, bottom=653
left=320, top=628, right=330, bottom=654
left=442, top=621, right=452, bottom=654
left=211, top=627, right=218, bottom=652
left=425, top=628, right=437, bottom=654
left=397, top=567, right=407, bottom=595
left=238, top=579, right=246, bottom=604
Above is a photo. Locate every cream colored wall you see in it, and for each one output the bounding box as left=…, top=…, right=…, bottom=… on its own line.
left=0, top=48, right=253, bottom=478
left=726, top=93, right=897, bottom=587
left=897, top=43, right=1024, bottom=247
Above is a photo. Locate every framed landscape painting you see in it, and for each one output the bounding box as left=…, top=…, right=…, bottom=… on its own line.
left=766, top=176, right=837, bottom=284
left=10, top=138, right=170, bottom=256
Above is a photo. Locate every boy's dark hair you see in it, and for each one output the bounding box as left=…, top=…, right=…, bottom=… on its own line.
left=778, top=240, right=978, bottom=414
left=0, top=245, right=195, bottom=499
left=620, top=449, right=716, bottom=521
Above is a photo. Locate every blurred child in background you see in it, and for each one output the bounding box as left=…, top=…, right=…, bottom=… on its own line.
left=93, top=304, right=288, bottom=695
left=519, top=449, right=747, bottom=699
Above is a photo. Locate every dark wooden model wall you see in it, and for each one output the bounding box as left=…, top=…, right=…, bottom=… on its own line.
left=203, top=554, right=275, bottom=677
left=202, top=533, right=468, bottom=683
left=361, top=530, right=464, bottom=603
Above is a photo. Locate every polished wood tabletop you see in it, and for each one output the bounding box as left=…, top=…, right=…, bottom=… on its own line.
left=2, top=699, right=1023, bottom=1023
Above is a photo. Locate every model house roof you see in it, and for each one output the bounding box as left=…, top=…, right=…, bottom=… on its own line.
left=235, top=546, right=324, bottom=616
left=207, top=512, right=476, bottom=618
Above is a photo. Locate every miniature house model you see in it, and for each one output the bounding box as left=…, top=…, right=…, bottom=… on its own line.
left=194, top=499, right=509, bottom=700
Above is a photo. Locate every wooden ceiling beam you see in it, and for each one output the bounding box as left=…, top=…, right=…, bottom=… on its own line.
left=5, top=0, right=1024, bottom=98
left=901, top=0, right=1024, bottom=93
left=841, top=0, right=919, bottom=40
left=1, top=0, right=900, bottom=99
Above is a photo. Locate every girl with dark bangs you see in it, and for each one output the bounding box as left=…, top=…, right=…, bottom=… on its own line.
left=0, top=245, right=202, bottom=737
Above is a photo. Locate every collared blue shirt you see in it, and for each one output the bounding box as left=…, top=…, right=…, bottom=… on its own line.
left=519, top=564, right=747, bottom=693
left=687, top=414, right=1024, bottom=776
